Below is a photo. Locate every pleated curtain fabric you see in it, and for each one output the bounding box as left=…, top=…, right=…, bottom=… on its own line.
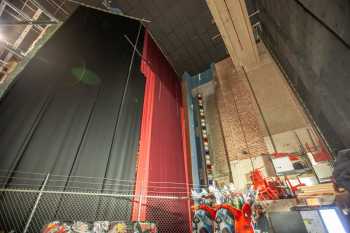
left=132, top=31, right=191, bottom=232
left=0, top=7, right=145, bottom=221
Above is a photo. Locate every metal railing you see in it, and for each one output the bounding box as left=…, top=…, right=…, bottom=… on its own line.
left=0, top=170, right=194, bottom=233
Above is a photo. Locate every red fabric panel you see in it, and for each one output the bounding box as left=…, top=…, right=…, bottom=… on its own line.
left=313, top=141, right=332, bottom=162
left=132, top=31, right=191, bottom=232
left=180, top=99, right=193, bottom=225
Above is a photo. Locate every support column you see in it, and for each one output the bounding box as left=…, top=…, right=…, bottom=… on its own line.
left=207, top=0, right=259, bottom=71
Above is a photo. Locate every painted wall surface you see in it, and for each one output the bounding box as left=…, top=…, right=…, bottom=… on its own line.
left=230, top=155, right=275, bottom=191
left=263, top=127, right=318, bottom=154
left=205, top=93, right=232, bottom=184
left=182, top=69, right=213, bottom=187
left=247, top=43, right=309, bottom=136
left=190, top=69, right=213, bottom=88
left=182, top=72, right=200, bottom=188
left=246, top=43, right=319, bottom=154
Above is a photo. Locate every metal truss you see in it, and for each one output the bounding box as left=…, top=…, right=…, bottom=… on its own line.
left=0, top=0, right=64, bottom=84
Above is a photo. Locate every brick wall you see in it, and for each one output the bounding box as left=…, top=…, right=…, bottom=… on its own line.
left=215, top=58, right=268, bottom=161
left=205, top=94, right=231, bottom=184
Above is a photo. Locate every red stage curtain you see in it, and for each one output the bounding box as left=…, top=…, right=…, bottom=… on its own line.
left=132, top=31, right=191, bottom=232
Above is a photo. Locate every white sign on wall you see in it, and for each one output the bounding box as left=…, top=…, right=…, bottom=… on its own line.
left=272, top=157, right=294, bottom=173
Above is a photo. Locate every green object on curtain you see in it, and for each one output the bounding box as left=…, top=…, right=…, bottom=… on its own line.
left=72, top=66, right=100, bottom=85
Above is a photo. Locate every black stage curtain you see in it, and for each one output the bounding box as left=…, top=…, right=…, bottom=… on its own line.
left=0, top=7, right=144, bottom=193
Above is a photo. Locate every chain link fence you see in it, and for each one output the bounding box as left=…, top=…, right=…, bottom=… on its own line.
left=0, top=170, right=192, bottom=233
left=145, top=197, right=190, bottom=233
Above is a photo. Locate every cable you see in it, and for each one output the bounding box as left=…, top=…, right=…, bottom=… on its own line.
left=100, top=22, right=142, bottom=192
left=95, top=22, right=143, bottom=217
left=242, top=67, right=277, bottom=153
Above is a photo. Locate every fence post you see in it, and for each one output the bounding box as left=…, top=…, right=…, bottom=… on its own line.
left=137, top=179, right=144, bottom=221
left=22, top=173, right=50, bottom=233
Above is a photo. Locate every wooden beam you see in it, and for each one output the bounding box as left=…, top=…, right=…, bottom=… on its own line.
left=207, top=0, right=259, bottom=71
left=207, top=0, right=239, bottom=68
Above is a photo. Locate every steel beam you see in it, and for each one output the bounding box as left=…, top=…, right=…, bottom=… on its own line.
left=0, top=40, right=25, bottom=59
left=0, top=0, right=6, bottom=16
left=29, top=0, right=59, bottom=22
left=0, top=20, right=57, bottom=25
left=2, top=0, right=44, bottom=31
